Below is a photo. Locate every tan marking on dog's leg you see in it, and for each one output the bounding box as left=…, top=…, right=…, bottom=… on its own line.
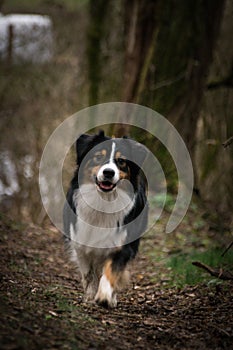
left=95, top=260, right=129, bottom=308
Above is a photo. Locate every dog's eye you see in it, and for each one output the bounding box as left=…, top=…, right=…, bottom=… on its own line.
left=117, top=158, right=126, bottom=167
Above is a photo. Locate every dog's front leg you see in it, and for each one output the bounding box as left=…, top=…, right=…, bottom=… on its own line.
left=81, top=268, right=99, bottom=302
left=95, top=259, right=128, bottom=308
left=95, top=260, right=117, bottom=308
left=77, top=254, right=99, bottom=302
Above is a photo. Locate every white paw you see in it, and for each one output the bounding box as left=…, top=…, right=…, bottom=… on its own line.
left=95, top=274, right=117, bottom=308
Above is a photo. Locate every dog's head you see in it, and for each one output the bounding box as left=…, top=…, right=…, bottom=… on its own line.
left=76, top=130, right=147, bottom=193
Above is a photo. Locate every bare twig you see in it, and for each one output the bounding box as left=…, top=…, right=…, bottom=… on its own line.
left=222, top=136, right=233, bottom=148
left=221, top=240, right=233, bottom=257
left=151, top=71, right=186, bottom=90
left=192, top=261, right=233, bottom=280
left=207, top=66, right=233, bottom=90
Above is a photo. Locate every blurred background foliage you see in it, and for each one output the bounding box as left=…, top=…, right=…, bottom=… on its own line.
left=0, top=0, right=232, bottom=241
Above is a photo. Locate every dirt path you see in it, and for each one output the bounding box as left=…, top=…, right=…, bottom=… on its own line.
left=0, top=216, right=232, bottom=349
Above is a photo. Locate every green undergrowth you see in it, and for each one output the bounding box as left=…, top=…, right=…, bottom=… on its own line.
left=166, top=248, right=233, bottom=288
left=149, top=192, right=176, bottom=213
left=147, top=195, right=233, bottom=288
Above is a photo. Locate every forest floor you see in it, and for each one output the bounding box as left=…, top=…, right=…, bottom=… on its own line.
left=0, top=211, right=233, bottom=350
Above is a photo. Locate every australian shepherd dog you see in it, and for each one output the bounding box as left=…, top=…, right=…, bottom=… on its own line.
left=63, top=130, right=148, bottom=307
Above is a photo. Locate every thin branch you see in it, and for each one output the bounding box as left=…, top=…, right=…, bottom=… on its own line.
left=151, top=71, right=186, bottom=91
left=192, top=261, right=233, bottom=280
left=222, top=136, right=233, bottom=148
left=221, top=240, right=233, bottom=257
left=206, top=75, right=233, bottom=90
left=206, top=64, right=233, bottom=90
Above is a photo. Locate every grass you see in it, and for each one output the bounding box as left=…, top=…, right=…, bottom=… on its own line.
left=166, top=248, right=233, bottom=287
left=147, top=196, right=233, bottom=288
left=149, top=192, right=176, bottom=213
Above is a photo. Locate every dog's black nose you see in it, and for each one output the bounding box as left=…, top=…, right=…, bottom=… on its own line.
left=103, top=168, right=115, bottom=179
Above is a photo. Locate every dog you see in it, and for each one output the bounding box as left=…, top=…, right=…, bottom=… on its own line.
left=63, top=130, right=148, bottom=307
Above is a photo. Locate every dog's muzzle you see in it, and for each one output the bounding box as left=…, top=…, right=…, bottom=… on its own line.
left=96, top=165, right=119, bottom=192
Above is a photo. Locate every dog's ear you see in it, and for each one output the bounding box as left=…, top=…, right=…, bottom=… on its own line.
left=97, top=130, right=105, bottom=138
left=75, top=130, right=106, bottom=164
left=122, top=136, right=148, bottom=167
left=75, top=134, right=92, bottom=164
left=133, top=142, right=148, bottom=167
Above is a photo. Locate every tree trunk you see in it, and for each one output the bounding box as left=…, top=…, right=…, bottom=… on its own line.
left=120, top=0, right=225, bottom=175
left=122, top=0, right=159, bottom=103
left=166, top=0, right=225, bottom=162
left=87, top=0, right=110, bottom=106
left=195, top=0, right=233, bottom=225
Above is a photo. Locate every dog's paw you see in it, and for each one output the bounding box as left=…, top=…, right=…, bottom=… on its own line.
left=95, top=294, right=117, bottom=308
left=95, top=275, right=117, bottom=308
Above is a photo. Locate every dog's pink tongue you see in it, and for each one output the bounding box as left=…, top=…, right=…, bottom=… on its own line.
left=99, top=182, right=113, bottom=190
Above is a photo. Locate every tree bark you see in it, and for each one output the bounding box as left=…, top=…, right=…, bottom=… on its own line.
left=87, top=0, right=110, bottom=106
left=120, top=0, right=225, bottom=186
left=122, top=0, right=159, bottom=103
left=167, top=1, right=225, bottom=161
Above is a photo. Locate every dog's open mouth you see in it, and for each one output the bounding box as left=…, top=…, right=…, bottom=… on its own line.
left=96, top=180, right=116, bottom=192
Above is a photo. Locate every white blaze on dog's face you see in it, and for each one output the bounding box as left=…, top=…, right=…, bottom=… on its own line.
left=96, top=142, right=119, bottom=191
left=79, top=140, right=131, bottom=193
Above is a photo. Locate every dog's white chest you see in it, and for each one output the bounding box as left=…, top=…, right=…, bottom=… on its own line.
left=70, top=185, right=134, bottom=249
left=73, top=217, right=127, bottom=249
